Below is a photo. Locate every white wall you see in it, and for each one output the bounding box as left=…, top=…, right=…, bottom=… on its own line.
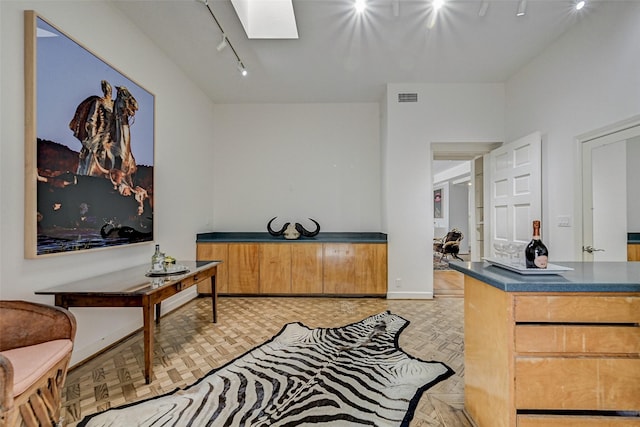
left=505, top=1, right=640, bottom=260
left=0, top=1, right=216, bottom=365
left=210, top=103, right=381, bottom=232
left=385, top=84, right=505, bottom=298
left=628, top=137, right=640, bottom=232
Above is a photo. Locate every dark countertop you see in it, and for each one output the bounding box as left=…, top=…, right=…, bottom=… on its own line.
left=629, top=233, right=640, bottom=244
left=196, top=232, right=387, bottom=243
left=449, top=261, right=640, bottom=293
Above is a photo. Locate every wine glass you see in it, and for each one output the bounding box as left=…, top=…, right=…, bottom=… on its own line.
left=504, top=242, right=519, bottom=264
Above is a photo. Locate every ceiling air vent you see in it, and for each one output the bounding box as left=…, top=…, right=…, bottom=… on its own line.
left=398, top=93, right=418, bottom=103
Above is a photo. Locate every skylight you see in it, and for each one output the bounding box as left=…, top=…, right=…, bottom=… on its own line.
left=231, top=0, right=298, bottom=39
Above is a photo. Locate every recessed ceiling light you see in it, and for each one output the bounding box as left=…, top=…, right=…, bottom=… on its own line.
left=355, top=0, right=366, bottom=13
left=516, top=0, right=527, bottom=17
left=433, top=0, right=445, bottom=12
left=575, top=0, right=586, bottom=10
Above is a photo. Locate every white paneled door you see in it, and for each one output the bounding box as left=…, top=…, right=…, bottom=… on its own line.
left=581, top=127, right=638, bottom=261
left=487, top=132, right=542, bottom=258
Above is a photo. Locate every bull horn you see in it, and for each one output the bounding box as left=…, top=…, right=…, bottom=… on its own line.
left=267, top=217, right=289, bottom=236
left=295, top=218, right=320, bottom=237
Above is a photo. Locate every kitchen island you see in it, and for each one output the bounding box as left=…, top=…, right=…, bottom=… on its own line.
left=449, top=261, right=640, bottom=427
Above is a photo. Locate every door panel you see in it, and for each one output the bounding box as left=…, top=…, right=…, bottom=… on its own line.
left=582, top=132, right=633, bottom=261
left=488, top=132, right=542, bottom=256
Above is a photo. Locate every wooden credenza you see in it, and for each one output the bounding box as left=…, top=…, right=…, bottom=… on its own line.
left=196, top=237, right=387, bottom=296
left=454, top=262, right=640, bottom=427
left=629, top=243, right=640, bottom=261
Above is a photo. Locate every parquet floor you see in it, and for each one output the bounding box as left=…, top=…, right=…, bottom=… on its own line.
left=433, top=270, right=464, bottom=297
left=62, top=296, right=470, bottom=426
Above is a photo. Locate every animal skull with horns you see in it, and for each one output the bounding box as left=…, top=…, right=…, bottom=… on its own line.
left=267, top=217, right=320, bottom=240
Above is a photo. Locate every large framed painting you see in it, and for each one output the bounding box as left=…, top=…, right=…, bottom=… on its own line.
left=24, top=11, right=155, bottom=258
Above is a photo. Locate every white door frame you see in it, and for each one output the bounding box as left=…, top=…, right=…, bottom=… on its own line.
left=431, top=142, right=501, bottom=263
left=574, top=114, right=640, bottom=260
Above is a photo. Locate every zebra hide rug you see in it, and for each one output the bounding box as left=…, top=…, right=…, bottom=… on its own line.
left=78, top=311, right=454, bottom=427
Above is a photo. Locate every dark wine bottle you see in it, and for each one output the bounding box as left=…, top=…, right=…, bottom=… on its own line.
left=525, top=220, right=549, bottom=269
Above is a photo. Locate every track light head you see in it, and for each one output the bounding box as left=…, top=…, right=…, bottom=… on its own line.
left=478, top=0, right=489, bottom=17
left=216, top=34, right=228, bottom=52
left=516, top=0, right=527, bottom=17
left=237, top=61, right=248, bottom=77
left=201, top=1, right=248, bottom=78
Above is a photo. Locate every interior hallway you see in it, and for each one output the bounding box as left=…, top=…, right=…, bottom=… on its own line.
left=62, top=296, right=469, bottom=426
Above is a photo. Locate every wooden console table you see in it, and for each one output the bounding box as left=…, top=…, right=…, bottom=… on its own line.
left=36, top=260, right=220, bottom=384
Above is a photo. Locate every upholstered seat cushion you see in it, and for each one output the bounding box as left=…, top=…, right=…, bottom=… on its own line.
left=0, top=339, right=73, bottom=396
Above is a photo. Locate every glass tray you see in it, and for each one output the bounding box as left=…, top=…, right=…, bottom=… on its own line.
left=145, top=264, right=189, bottom=277
left=483, top=258, right=573, bottom=275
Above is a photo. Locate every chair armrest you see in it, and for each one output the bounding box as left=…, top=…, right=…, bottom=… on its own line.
left=0, top=301, right=76, bottom=351
left=0, top=353, right=14, bottom=412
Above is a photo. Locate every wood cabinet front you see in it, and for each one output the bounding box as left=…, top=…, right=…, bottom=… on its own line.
left=228, top=244, right=259, bottom=294
left=196, top=243, right=228, bottom=294
left=323, top=244, right=356, bottom=294
left=197, top=242, right=386, bottom=296
left=291, top=244, right=323, bottom=294
left=465, top=276, right=640, bottom=427
left=323, top=243, right=387, bottom=295
left=259, top=243, right=292, bottom=294
left=629, top=244, right=640, bottom=261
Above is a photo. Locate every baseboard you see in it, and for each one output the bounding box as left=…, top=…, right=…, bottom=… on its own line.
left=69, top=288, right=198, bottom=367
left=386, top=291, right=434, bottom=299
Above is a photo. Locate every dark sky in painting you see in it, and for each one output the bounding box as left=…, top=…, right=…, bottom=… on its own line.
left=36, top=17, right=154, bottom=167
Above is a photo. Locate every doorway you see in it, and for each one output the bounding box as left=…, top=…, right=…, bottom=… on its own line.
left=577, top=116, right=640, bottom=261
left=431, top=142, right=500, bottom=297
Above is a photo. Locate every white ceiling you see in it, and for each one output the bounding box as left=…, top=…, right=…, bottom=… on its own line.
left=109, top=0, right=593, bottom=104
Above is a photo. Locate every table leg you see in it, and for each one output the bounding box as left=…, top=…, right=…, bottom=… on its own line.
left=210, top=275, right=217, bottom=323
left=55, top=295, right=68, bottom=309
left=142, top=299, right=154, bottom=384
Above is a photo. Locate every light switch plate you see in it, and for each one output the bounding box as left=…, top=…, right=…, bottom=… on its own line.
left=558, top=215, right=571, bottom=227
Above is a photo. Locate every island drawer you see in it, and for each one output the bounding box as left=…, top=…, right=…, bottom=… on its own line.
left=513, top=295, right=640, bottom=323
left=515, top=357, right=640, bottom=410
left=517, top=414, right=640, bottom=426
left=515, top=324, right=640, bottom=354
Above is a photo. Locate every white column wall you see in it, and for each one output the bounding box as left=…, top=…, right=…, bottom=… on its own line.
left=385, top=84, right=504, bottom=298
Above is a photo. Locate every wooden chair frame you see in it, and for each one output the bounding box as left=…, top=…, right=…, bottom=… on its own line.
left=0, top=301, right=76, bottom=427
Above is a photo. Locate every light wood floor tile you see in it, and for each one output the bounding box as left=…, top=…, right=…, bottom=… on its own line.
left=62, top=296, right=468, bottom=426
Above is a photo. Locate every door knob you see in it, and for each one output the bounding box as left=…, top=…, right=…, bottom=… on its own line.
left=582, top=245, right=605, bottom=253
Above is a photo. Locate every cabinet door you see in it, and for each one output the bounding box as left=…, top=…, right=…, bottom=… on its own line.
left=196, top=243, right=228, bottom=294
left=323, top=244, right=356, bottom=294
left=629, top=244, right=640, bottom=261
left=354, top=244, right=387, bottom=295
left=228, top=244, right=259, bottom=294
left=291, top=243, right=323, bottom=294
left=259, top=244, right=291, bottom=294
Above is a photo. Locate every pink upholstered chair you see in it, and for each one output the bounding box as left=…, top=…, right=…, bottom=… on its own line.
left=0, top=300, right=76, bottom=427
